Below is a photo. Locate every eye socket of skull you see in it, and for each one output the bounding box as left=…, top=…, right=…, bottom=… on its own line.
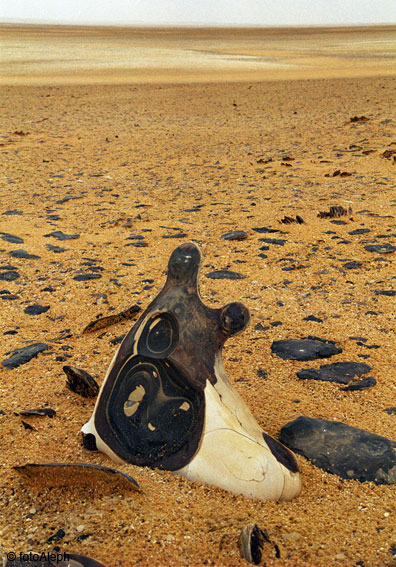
left=167, top=242, right=201, bottom=285
left=138, top=312, right=179, bottom=358
left=220, top=302, right=250, bottom=336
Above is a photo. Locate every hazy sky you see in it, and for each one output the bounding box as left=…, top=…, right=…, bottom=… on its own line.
left=2, top=0, right=396, bottom=26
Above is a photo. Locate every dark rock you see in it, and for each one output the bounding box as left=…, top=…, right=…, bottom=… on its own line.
left=63, top=365, right=100, bottom=398
left=2, top=343, right=49, bottom=369
left=257, top=369, right=268, bottom=379
left=279, top=416, right=396, bottom=484
left=254, top=323, right=270, bottom=332
left=349, top=228, right=370, bottom=235
left=259, top=237, right=286, bottom=246
left=364, top=244, right=396, bottom=254
left=0, top=232, right=24, bottom=244
left=384, top=407, right=396, bottom=415
left=47, top=528, right=66, bottom=544
left=205, top=270, right=245, bottom=280
left=303, top=315, right=323, bottom=323
left=21, top=420, right=36, bottom=430
left=125, top=240, right=149, bottom=247
left=44, top=230, right=80, bottom=240
left=2, top=209, right=22, bottom=215
left=271, top=337, right=342, bottom=361
left=73, top=273, right=102, bottom=281
left=56, top=195, right=83, bottom=204
left=24, top=304, right=50, bottom=316
left=221, top=230, right=248, bottom=241
left=126, top=234, right=145, bottom=240
left=162, top=233, right=188, bottom=239
left=17, top=408, right=56, bottom=417
left=374, top=290, right=396, bottom=296
left=46, top=244, right=67, bottom=253
left=252, top=227, right=281, bottom=234
left=340, top=376, right=377, bottom=391
left=9, top=249, right=40, bottom=259
left=297, top=361, right=372, bottom=384
left=0, top=270, right=19, bottom=281
left=343, top=261, right=362, bottom=269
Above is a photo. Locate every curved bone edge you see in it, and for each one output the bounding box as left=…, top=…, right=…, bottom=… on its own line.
left=174, top=356, right=301, bottom=502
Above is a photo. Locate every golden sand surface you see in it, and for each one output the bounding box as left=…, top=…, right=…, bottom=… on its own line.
left=0, top=24, right=396, bottom=567
left=1, top=24, right=396, bottom=84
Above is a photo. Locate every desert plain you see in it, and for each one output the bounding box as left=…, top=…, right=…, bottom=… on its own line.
left=0, top=23, right=395, bottom=567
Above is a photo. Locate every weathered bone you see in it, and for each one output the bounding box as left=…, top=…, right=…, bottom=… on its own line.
left=81, top=242, right=301, bottom=501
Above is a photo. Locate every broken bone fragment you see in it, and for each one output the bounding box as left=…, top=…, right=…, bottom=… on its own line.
left=81, top=242, right=301, bottom=501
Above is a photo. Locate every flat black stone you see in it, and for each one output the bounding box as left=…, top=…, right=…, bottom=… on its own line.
left=220, top=230, right=248, bottom=241
left=73, top=273, right=103, bottom=281
left=303, top=315, right=323, bottom=323
left=17, top=408, right=56, bottom=417
left=259, top=237, right=286, bottom=246
left=46, top=244, right=67, bottom=253
left=162, top=233, right=188, bottom=239
left=252, top=227, right=281, bottom=234
left=125, top=241, right=148, bottom=247
left=126, top=235, right=145, bottom=240
left=279, top=416, right=396, bottom=484
left=340, top=376, right=377, bottom=391
left=349, top=228, right=370, bottom=235
left=364, top=244, right=396, bottom=254
left=343, top=261, right=362, bottom=269
left=2, top=343, right=49, bottom=369
left=63, top=365, right=100, bottom=398
left=384, top=407, right=396, bottom=415
left=2, top=209, right=22, bottom=215
left=44, top=230, right=80, bottom=240
left=24, top=304, right=50, bottom=316
left=9, top=249, right=40, bottom=259
left=297, top=361, right=372, bottom=384
left=271, top=337, right=342, bottom=361
left=330, top=220, right=348, bottom=225
left=205, top=270, right=246, bottom=280
left=374, top=290, right=396, bottom=296
left=0, top=232, right=24, bottom=244
left=0, top=270, right=19, bottom=281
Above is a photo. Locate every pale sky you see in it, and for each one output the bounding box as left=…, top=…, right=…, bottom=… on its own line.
left=1, top=0, right=395, bottom=26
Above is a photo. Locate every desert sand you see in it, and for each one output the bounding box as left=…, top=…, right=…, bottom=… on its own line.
left=0, top=24, right=395, bottom=567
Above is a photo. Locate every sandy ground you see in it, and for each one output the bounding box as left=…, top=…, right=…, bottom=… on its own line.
left=0, top=24, right=396, bottom=567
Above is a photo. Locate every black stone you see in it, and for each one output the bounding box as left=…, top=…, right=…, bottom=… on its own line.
left=271, top=337, right=342, bottom=361
left=0, top=270, right=19, bottom=281
left=205, top=270, right=245, bottom=280
left=9, top=249, right=40, bottom=259
left=162, top=233, right=188, bottom=239
left=252, top=227, right=281, bottom=234
left=343, top=261, right=362, bottom=269
left=221, top=230, right=248, bottom=241
left=46, top=244, right=67, bottom=253
left=44, top=230, right=80, bottom=240
left=364, top=244, right=396, bottom=254
left=2, top=343, right=49, bottom=369
left=63, top=365, right=100, bottom=398
left=279, top=416, right=396, bottom=484
left=0, top=232, right=24, bottom=243
left=257, top=369, right=268, bottom=379
left=349, top=228, right=370, bottom=235
left=384, top=407, right=396, bottom=415
left=374, top=290, right=396, bottom=297
left=297, top=361, right=372, bottom=384
left=17, top=408, right=56, bottom=417
left=340, top=376, right=377, bottom=391
left=303, top=315, right=323, bottom=323
left=2, top=209, right=22, bottom=215
left=24, top=304, right=50, bottom=316
left=125, top=241, right=148, bottom=247
left=73, top=273, right=102, bottom=281
left=47, top=528, right=66, bottom=544
left=259, top=237, right=286, bottom=246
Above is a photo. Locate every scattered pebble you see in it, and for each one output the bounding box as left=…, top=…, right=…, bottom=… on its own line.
left=297, top=361, right=372, bottom=384
left=2, top=343, right=49, bottom=369
left=271, top=337, right=342, bottom=361
left=205, top=270, right=245, bottom=280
